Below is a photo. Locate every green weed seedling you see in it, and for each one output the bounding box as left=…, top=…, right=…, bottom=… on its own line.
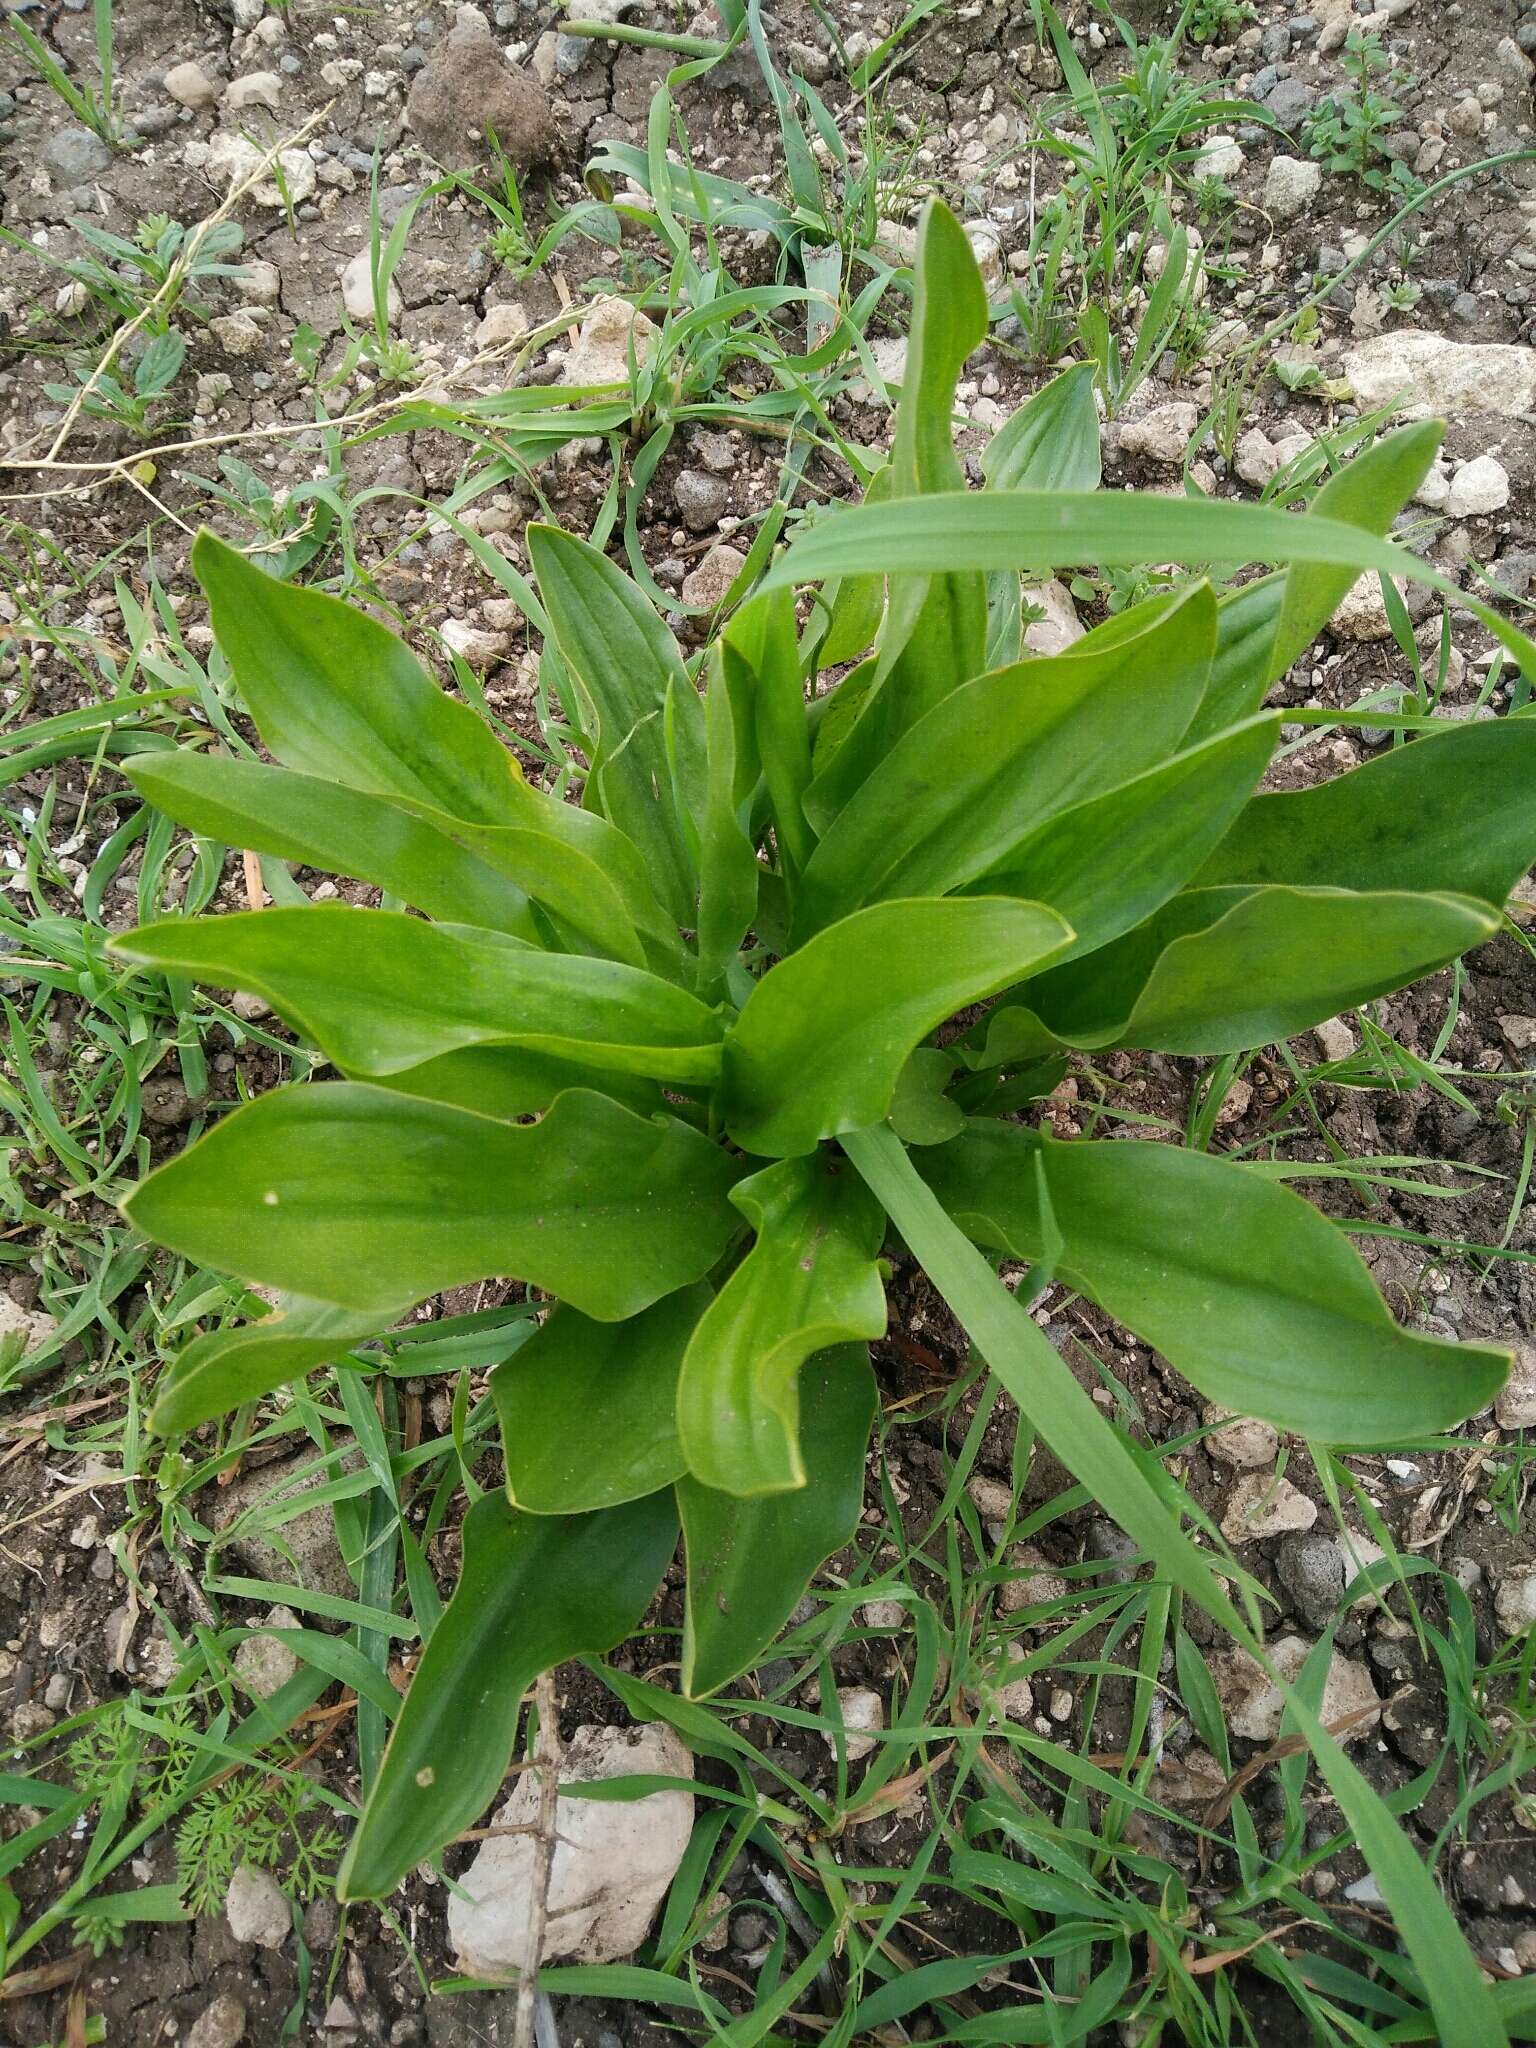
left=1303, top=29, right=1425, bottom=203
left=108, top=201, right=1536, bottom=2044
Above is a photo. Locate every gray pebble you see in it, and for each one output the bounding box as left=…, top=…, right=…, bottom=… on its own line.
left=42, top=124, right=112, bottom=188
left=674, top=467, right=729, bottom=532
left=1276, top=1532, right=1346, bottom=1628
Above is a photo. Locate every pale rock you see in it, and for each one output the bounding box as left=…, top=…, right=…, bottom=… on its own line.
left=1341, top=332, right=1536, bottom=417
left=1329, top=574, right=1397, bottom=643
left=225, top=1863, right=290, bottom=1948
left=1496, top=34, right=1535, bottom=84
left=475, top=301, right=529, bottom=351
left=1448, top=94, right=1487, bottom=139
left=965, top=222, right=1005, bottom=292
left=1220, top=1471, right=1317, bottom=1544
left=210, top=1453, right=354, bottom=1601
left=997, top=1544, right=1070, bottom=1615
left=824, top=1685, right=883, bottom=1762
left=1022, top=578, right=1085, bottom=656
left=967, top=1643, right=1034, bottom=1721
left=1495, top=1343, right=1536, bottom=1429
left=966, top=1473, right=1015, bottom=1530
left=874, top=216, right=919, bottom=265
left=236, top=260, right=282, bottom=307
left=1195, top=135, right=1245, bottom=181
left=1313, top=1015, right=1356, bottom=1062
left=232, top=1607, right=301, bottom=1699
left=1119, top=402, right=1198, bottom=468
left=848, top=334, right=909, bottom=404
left=1263, top=154, right=1322, bottom=220
left=224, top=72, right=283, bottom=112
left=681, top=544, right=746, bottom=610
left=1494, top=1570, right=1536, bottom=1634
left=1344, top=1871, right=1386, bottom=1906
left=55, top=280, right=90, bottom=317
left=1235, top=427, right=1280, bottom=488
left=448, top=1723, right=693, bottom=1976
left=165, top=60, right=219, bottom=111
left=0, top=1296, right=58, bottom=1358
left=1270, top=430, right=1314, bottom=470
left=1414, top=463, right=1452, bottom=510
left=1212, top=1635, right=1380, bottom=1743
left=1446, top=454, right=1511, bottom=518
left=208, top=312, right=265, bottom=359
left=861, top=1597, right=905, bottom=1629
left=1202, top=1404, right=1280, bottom=1471
left=205, top=129, right=317, bottom=208
left=560, top=294, right=658, bottom=387
left=340, top=250, right=401, bottom=328
left=1498, top=1012, right=1536, bottom=1050
left=186, top=1995, right=247, bottom=2048
left=440, top=617, right=508, bottom=666
left=321, top=1997, right=357, bottom=2030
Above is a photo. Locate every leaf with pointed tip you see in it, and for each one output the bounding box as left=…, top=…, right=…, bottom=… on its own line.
left=152, top=1296, right=402, bottom=1434
left=338, top=1489, right=678, bottom=1900
left=794, top=585, right=1216, bottom=940
left=982, top=360, right=1103, bottom=492
left=920, top=1121, right=1508, bottom=1442
left=677, top=1156, right=886, bottom=1495
left=680, top=1346, right=876, bottom=1696
left=494, top=1284, right=710, bottom=1514
left=353, top=1046, right=663, bottom=1121
left=123, top=1084, right=741, bottom=1321
left=112, top=906, right=725, bottom=1085
left=721, top=897, right=1072, bottom=1158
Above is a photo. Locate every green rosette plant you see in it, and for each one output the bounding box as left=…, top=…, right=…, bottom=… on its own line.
left=114, top=202, right=1534, bottom=2033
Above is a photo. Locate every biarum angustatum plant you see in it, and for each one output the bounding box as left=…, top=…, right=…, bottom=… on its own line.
left=114, top=202, right=1536, bottom=2026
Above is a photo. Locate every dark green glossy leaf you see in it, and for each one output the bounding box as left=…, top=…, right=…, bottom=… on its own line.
left=794, top=584, right=1216, bottom=938
left=338, top=1489, right=678, bottom=1899
left=124, top=1084, right=741, bottom=1320
left=722, top=587, right=814, bottom=882
left=721, top=896, right=1072, bottom=1157
left=1194, top=716, right=1536, bottom=907
left=493, top=1285, right=709, bottom=1514
left=152, top=1296, right=400, bottom=1434
left=920, top=1121, right=1508, bottom=1441
left=677, top=1156, right=886, bottom=1494
left=679, top=1345, right=876, bottom=1695
left=113, top=906, right=725, bottom=1084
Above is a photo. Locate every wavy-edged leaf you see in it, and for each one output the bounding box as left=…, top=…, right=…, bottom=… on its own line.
left=920, top=1121, right=1508, bottom=1441
left=112, top=906, right=725, bottom=1085
left=680, top=1344, right=876, bottom=1694
left=152, top=1295, right=401, bottom=1434
left=721, top=896, right=1072, bottom=1157
left=793, top=585, right=1215, bottom=940
left=1193, top=716, right=1536, bottom=906
left=677, top=1155, right=886, bottom=1494
left=123, top=1084, right=741, bottom=1320
left=965, top=714, right=1276, bottom=964
left=1021, top=885, right=1500, bottom=1054
left=338, top=1489, right=678, bottom=1899
left=529, top=523, right=707, bottom=926
left=494, top=1284, right=709, bottom=1514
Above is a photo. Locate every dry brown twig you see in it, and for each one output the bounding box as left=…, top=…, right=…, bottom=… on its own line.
left=514, top=1669, right=563, bottom=2048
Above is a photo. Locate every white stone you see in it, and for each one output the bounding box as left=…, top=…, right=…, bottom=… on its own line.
left=1263, top=154, right=1323, bottom=221
left=205, top=129, right=317, bottom=208
left=560, top=294, right=658, bottom=387
left=1495, top=1343, right=1536, bottom=1430
left=861, top=1597, right=905, bottom=1629
left=1235, top=427, right=1280, bottom=488
left=1119, top=402, right=1199, bottom=468
left=1445, top=455, right=1511, bottom=519
left=967, top=1643, right=1034, bottom=1721
left=1329, top=574, right=1397, bottom=643
left=208, top=312, right=265, bottom=359
left=440, top=617, right=508, bottom=666
left=1494, top=1570, right=1536, bottom=1634
left=223, top=71, right=282, bottom=111
left=965, top=221, right=1005, bottom=292
left=1022, top=578, right=1085, bottom=656
left=340, top=249, right=400, bottom=328
left=824, top=1686, right=883, bottom=1762
left=1414, top=463, right=1451, bottom=510
left=1220, top=1472, right=1317, bottom=1544
left=1212, top=1635, right=1380, bottom=1744
left=681, top=544, right=746, bottom=610
left=966, top=1474, right=1015, bottom=1528
left=447, top=1723, right=693, bottom=1977
left=164, top=60, right=219, bottom=110
left=1270, top=430, right=1314, bottom=470
left=1499, top=1013, right=1536, bottom=1049
left=0, top=1296, right=58, bottom=1357
left=1202, top=1405, right=1280, bottom=1471
left=186, top=1994, right=246, bottom=2048
left=236, top=260, right=282, bottom=307
left=475, top=301, right=529, bottom=351
left=225, top=1863, right=290, bottom=1947
left=1313, top=1015, right=1356, bottom=1063
left=1195, top=135, right=1245, bottom=181
left=997, top=1544, right=1070, bottom=1615
left=1341, top=332, right=1536, bottom=417
left=232, top=1607, right=301, bottom=1700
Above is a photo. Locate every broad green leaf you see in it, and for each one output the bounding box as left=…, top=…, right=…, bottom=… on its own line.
left=1022, top=885, right=1500, bottom=1054
left=112, top=906, right=726, bottom=1085
left=721, top=897, right=1072, bottom=1157
left=152, top=1296, right=400, bottom=1434
left=813, top=466, right=891, bottom=669
left=529, top=524, right=707, bottom=926
left=920, top=1121, right=1508, bottom=1441
left=892, top=200, right=987, bottom=499
left=194, top=530, right=523, bottom=822
left=722, top=587, right=814, bottom=881
left=981, top=360, right=1102, bottom=492
left=676, top=1156, right=886, bottom=1494
left=762, top=479, right=1536, bottom=682
left=354, top=1045, right=663, bottom=1121
left=338, top=1489, right=678, bottom=1899
left=888, top=1047, right=965, bottom=1146
left=124, top=1084, right=741, bottom=1320
left=696, top=647, right=762, bottom=995
left=679, top=1344, right=876, bottom=1694
left=123, top=751, right=541, bottom=944
left=493, top=1284, right=709, bottom=1514
left=793, top=584, right=1216, bottom=939
left=965, top=714, right=1277, bottom=964
left=1193, top=716, right=1536, bottom=907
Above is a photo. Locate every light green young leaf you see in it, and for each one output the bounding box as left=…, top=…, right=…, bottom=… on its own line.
left=722, top=587, right=814, bottom=883
left=529, top=523, right=707, bottom=927
left=123, top=1084, right=741, bottom=1320
left=695, top=648, right=761, bottom=995
left=494, top=1284, right=710, bottom=1514
left=793, top=584, right=1216, bottom=939
left=1021, top=885, right=1499, bottom=1054
left=113, top=906, right=726, bottom=1085
left=152, top=1296, right=402, bottom=1435
left=721, top=896, right=1072, bottom=1157
left=352, top=1045, right=664, bottom=1122
left=338, top=1489, right=678, bottom=1900
left=981, top=360, right=1103, bottom=492
left=920, top=1122, right=1509, bottom=1441
left=679, top=1345, right=876, bottom=1696
left=676, top=1155, right=886, bottom=1495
